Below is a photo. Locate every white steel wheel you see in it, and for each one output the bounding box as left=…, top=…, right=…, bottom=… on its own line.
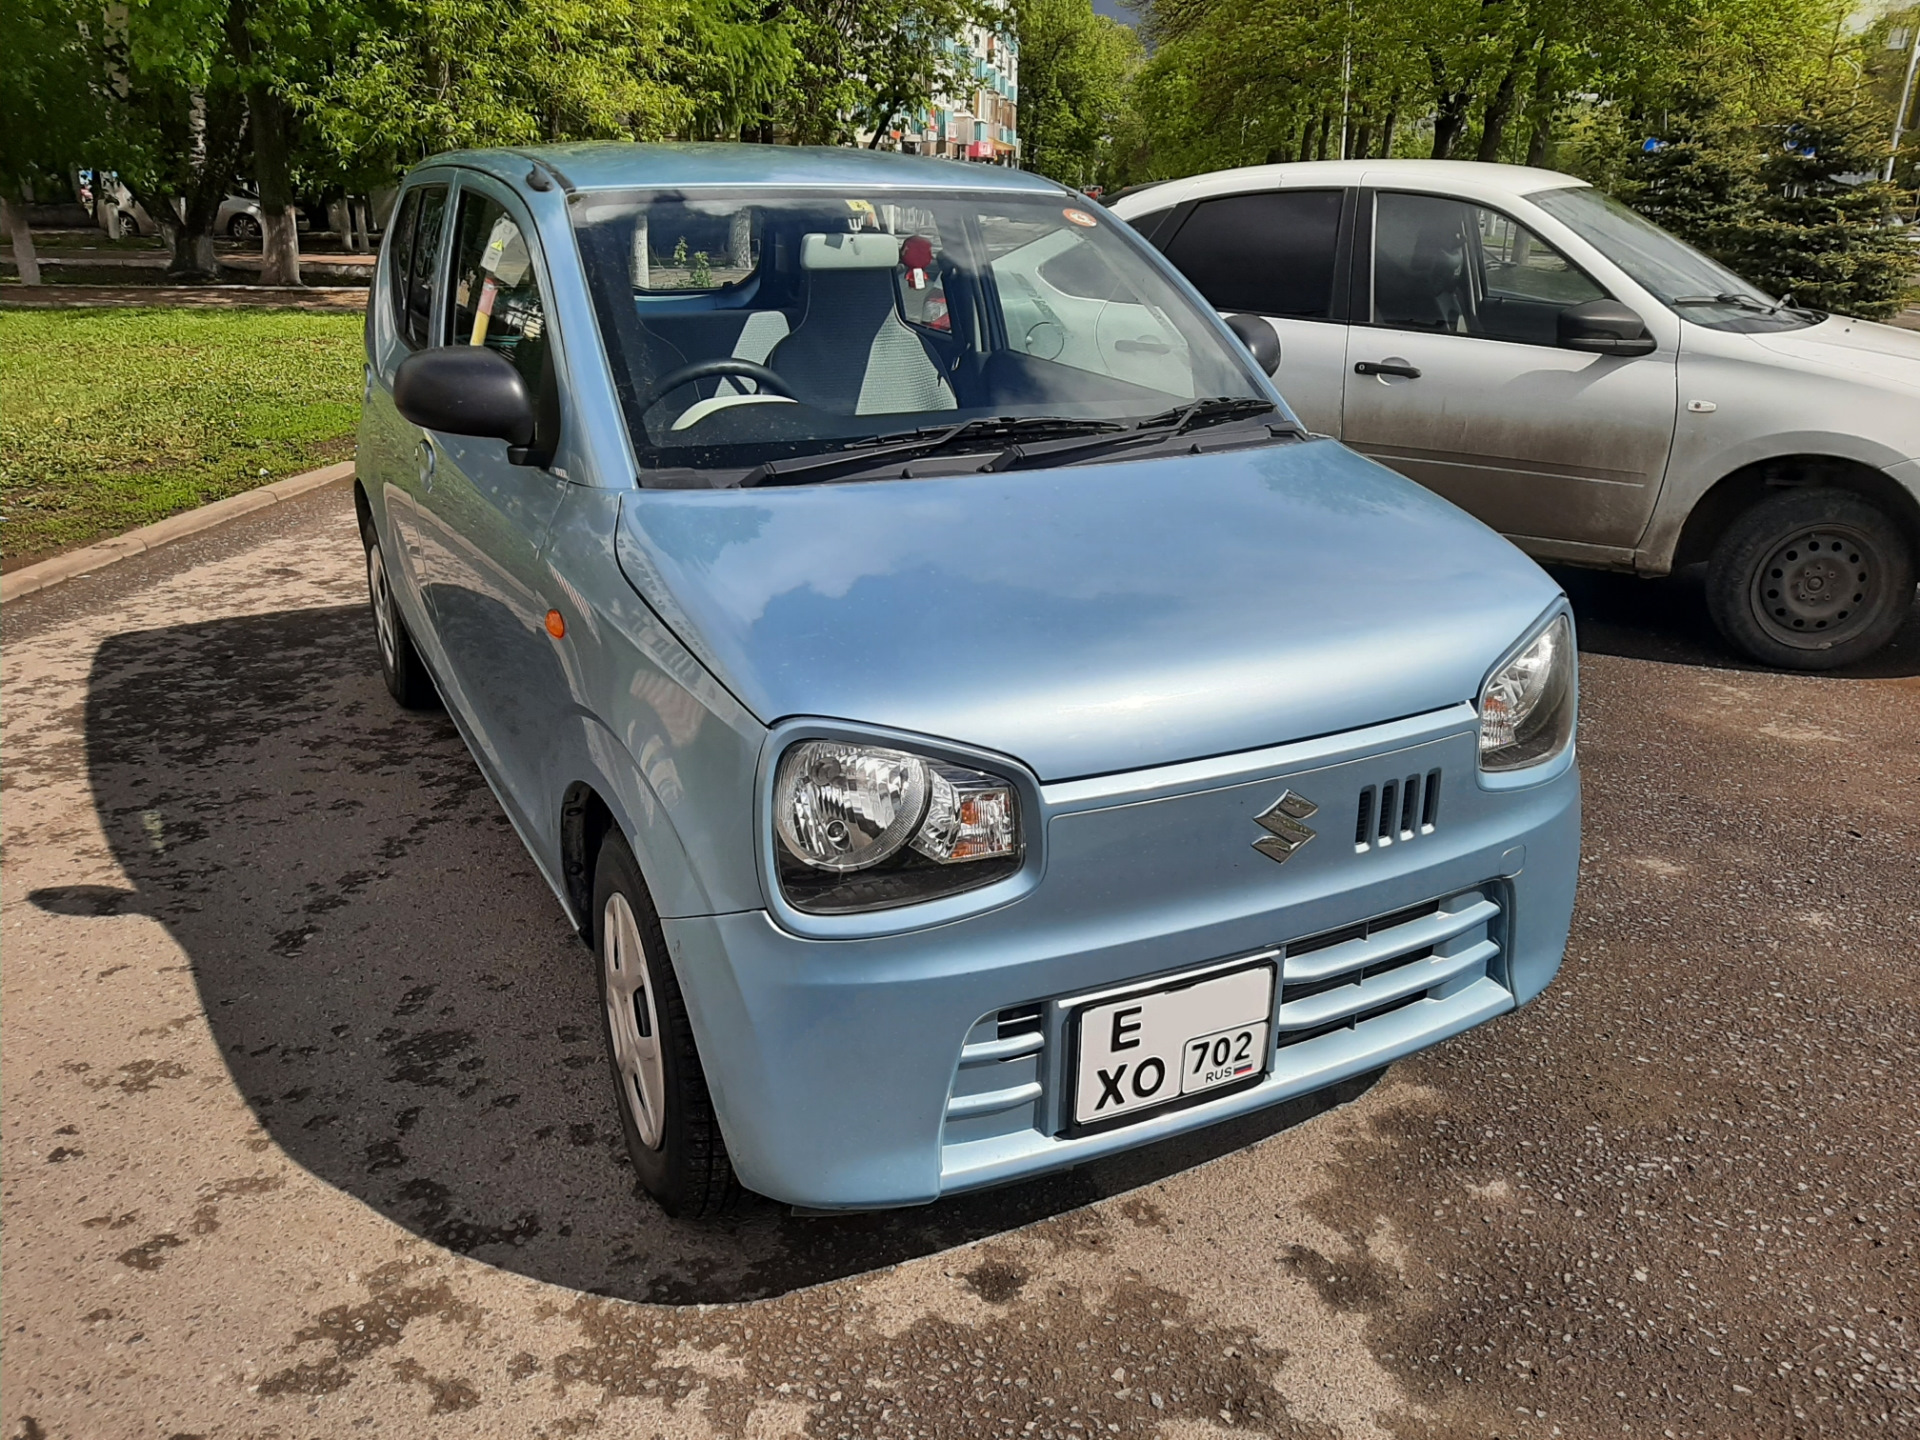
left=602, top=891, right=667, bottom=1151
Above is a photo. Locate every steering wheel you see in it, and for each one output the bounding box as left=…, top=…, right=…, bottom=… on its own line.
left=635, top=358, right=795, bottom=413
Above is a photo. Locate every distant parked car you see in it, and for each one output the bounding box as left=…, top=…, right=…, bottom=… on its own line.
left=1112, top=161, right=1920, bottom=669
left=101, top=182, right=159, bottom=239
left=217, top=188, right=316, bottom=241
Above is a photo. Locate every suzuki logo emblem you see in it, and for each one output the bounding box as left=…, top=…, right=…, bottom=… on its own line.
left=1252, top=790, right=1318, bottom=865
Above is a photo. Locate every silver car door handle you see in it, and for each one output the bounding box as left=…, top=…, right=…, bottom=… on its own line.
left=1115, top=338, right=1172, bottom=354
left=1354, top=360, right=1421, bottom=379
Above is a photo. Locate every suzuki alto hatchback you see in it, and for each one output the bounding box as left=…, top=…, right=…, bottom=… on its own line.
left=357, top=143, right=1580, bottom=1216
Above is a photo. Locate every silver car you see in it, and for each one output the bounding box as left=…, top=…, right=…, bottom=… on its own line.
left=1112, top=161, right=1920, bottom=669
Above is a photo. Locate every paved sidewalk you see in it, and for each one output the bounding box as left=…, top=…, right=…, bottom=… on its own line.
left=0, top=284, right=368, bottom=309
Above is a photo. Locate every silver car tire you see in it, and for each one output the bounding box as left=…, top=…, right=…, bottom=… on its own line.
left=230, top=213, right=262, bottom=242
left=363, top=534, right=439, bottom=709
left=591, top=832, right=740, bottom=1218
left=1706, top=487, right=1915, bottom=671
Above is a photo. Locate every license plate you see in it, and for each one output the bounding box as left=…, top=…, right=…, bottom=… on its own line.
left=1071, top=962, right=1275, bottom=1126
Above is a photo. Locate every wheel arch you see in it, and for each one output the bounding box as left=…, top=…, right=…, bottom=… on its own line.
left=1671, top=454, right=1920, bottom=571
left=351, top=477, right=374, bottom=540
left=560, top=780, right=618, bottom=939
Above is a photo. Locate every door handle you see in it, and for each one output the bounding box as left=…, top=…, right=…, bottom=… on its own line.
left=1354, top=360, right=1421, bottom=379
left=1115, top=338, right=1172, bottom=354
left=416, top=438, right=436, bottom=494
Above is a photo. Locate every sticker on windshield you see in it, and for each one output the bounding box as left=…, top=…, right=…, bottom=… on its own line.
left=1062, top=207, right=1098, bottom=228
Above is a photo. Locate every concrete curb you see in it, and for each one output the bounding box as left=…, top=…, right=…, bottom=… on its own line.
left=2, top=460, right=356, bottom=604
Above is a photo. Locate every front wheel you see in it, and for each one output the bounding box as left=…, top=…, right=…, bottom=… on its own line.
left=363, top=534, right=439, bottom=709
left=1705, top=487, right=1915, bottom=670
left=592, top=833, right=739, bottom=1218
left=229, top=213, right=261, bottom=242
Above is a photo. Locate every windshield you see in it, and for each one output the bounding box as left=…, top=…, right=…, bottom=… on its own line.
left=1529, top=185, right=1819, bottom=333
left=570, top=188, right=1272, bottom=483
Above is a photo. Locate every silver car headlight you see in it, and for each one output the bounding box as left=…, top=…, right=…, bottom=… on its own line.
left=1478, top=614, right=1576, bottom=772
left=772, top=740, right=1021, bottom=912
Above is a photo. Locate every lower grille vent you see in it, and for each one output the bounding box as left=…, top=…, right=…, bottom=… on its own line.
left=1272, top=888, right=1501, bottom=1055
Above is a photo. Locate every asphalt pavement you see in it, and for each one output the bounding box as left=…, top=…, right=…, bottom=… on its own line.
left=3, top=481, right=1915, bottom=1439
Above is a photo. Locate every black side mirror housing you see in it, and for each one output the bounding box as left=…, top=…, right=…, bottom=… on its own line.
left=1558, top=299, right=1657, bottom=357
left=1224, top=313, right=1282, bottom=376
left=393, top=346, right=541, bottom=462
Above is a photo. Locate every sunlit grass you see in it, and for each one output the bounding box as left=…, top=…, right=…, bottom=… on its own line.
left=0, top=307, right=364, bottom=564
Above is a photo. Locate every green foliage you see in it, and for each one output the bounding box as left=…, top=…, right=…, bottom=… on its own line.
left=1732, top=97, right=1915, bottom=316
left=0, top=308, right=364, bottom=561
left=1014, top=0, right=1143, bottom=188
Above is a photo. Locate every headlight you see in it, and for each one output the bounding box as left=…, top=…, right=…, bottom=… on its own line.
left=1478, top=614, right=1576, bottom=772
left=773, top=740, right=1022, bottom=913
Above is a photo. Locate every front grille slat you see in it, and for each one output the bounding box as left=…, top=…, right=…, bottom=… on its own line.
left=1354, top=768, right=1442, bottom=852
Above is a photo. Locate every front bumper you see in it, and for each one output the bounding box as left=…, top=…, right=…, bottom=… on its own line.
left=663, top=704, right=1580, bottom=1208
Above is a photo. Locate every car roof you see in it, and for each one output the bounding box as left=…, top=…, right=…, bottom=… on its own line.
left=419, top=142, right=1070, bottom=197
left=1106, top=159, right=1589, bottom=215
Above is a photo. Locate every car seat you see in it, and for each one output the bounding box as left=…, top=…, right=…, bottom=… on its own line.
left=765, top=233, right=957, bottom=415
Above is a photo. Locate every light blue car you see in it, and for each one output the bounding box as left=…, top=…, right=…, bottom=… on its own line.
left=356, top=143, right=1580, bottom=1217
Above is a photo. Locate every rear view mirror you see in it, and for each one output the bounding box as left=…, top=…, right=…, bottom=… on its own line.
left=1557, top=300, right=1657, bottom=357
left=1224, top=313, right=1282, bottom=375
left=394, top=347, right=539, bottom=460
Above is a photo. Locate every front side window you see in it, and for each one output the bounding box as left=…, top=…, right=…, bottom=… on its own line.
left=1528, top=184, right=1817, bottom=333
left=1160, top=190, right=1345, bottom=320
left=388, top=184, right=447, bottom=350
left=1372, top=192, right=1605, bottom=346
left=447, top=192, right=549, bottom=394
left=571, top=189, right=1270, bottom=483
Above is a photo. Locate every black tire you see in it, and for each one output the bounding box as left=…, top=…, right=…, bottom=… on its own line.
left=591, top=833, right=740, bottom=1218
left=230, top=214, right=261, bottom=241
left=1705, top=487, right=1915, bottom=671
left=362, top=531, right=440, bottom=709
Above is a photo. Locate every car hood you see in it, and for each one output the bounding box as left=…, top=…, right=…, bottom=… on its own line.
left=1749, top=314, right=1920, bottom=390
left=615, top=439, right=1563, bottom=781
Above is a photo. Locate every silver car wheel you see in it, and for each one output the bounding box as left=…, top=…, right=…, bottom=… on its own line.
left=602, top=891, right=667, bottom=1151
left=366, top=542, right=399, bottom=675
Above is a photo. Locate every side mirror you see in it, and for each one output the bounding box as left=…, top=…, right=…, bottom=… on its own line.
left=393, top=346, right=539, bottom=460
left=1558, top=299, right=1657, bottom=357
left=1224, top=313, right=1282, bottom=375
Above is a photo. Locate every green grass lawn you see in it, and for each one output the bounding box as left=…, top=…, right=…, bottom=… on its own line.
left=0, top=307, right=364, bottom=566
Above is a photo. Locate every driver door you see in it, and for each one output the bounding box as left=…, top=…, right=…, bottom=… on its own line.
left=411, top=178, right=573, bottom=841
left=1342, top=189, right=1679, bottom=552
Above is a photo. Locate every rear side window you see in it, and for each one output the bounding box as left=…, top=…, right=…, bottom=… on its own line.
left=1161, top=190, right=1344, bottom=320
left=387, top=184, right=447, bottom=349
left=447, top=192, right=550, bottom=394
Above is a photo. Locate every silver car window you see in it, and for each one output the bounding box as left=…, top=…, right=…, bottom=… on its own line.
left=1372, top=192, right=1606, bottom=347
left=1528, top=184, right=1816, bottom=333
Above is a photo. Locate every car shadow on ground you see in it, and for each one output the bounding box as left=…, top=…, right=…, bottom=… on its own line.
left=1553, top=564, right=1920, bottom=679
left=52, top=603, right=1378, bottom=1305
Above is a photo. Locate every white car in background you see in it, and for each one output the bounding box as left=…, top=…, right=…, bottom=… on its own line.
left=1111, top=161, right=1920, bottom=669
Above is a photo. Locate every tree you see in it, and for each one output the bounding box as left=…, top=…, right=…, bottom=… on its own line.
left=1731, top=94, right=1915, bottom=316
left=1014, top=0, right=1142, bottom=187
left=776, top=0, right=989, bottom=148
left=1, top=0, right=105, bottom=283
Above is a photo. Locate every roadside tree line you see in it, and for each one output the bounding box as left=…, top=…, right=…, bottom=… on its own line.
left=1015, top=0, right=1920, bottom=317
left=0, top=0, right=996, bottom=284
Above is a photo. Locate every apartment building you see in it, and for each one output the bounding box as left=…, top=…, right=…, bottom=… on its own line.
left=901, top=22, right=1020, bottom=165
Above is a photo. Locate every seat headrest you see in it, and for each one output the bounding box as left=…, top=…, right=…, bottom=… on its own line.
left=801, top=233, right=902, bottom=270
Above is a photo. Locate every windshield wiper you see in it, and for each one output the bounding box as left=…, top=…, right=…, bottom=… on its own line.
left=1670, top=292, right=1782, bottom=313
left=984, top=396, right=1284, bottom=472
left=738, top=415, right=1125, bottom=488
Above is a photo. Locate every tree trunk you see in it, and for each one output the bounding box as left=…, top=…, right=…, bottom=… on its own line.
left=1432, top=91, right=1471, bottom=158
left=1380, top=109, right=1398, bottom=158
left=155, top=205, right=220, bottom=281
left=2, top=196, right=41, bottom=285
left=248, top=84, right=301, bottom=287
left=1476, top=44, right=1528, bottom=163
left=1523, top=55, right=1557, bottom=167
left=1353, top=123, right=1373, bottom=161
left=1317, top=109, right=1333, bottom=161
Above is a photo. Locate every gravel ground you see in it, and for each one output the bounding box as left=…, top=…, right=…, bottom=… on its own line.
left=3, top=484, right=1915, bottom=1440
